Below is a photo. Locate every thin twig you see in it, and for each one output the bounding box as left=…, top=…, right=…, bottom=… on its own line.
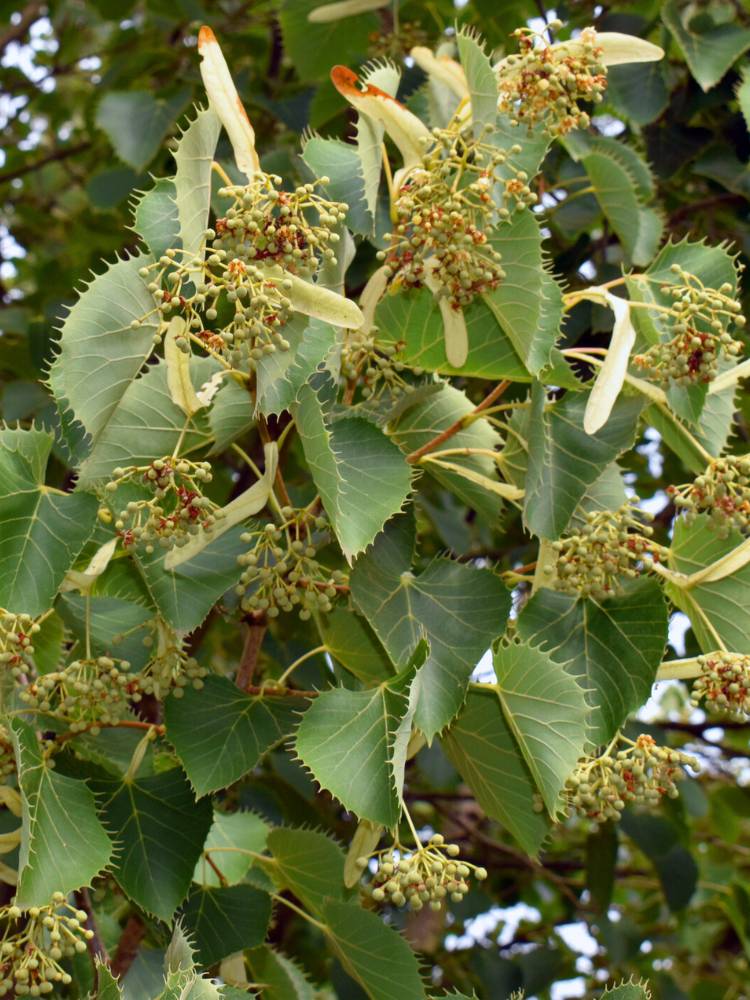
left=0, top=1, right=44, bottom=57
left=406, top=381, right=510, bottom=464
left=0, top=142, right=91, bottom=187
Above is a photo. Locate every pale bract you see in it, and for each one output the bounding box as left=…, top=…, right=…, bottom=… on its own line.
left=331, top=65, right=432, bottom=188
left=164, top=316, right=205, bottom=418
left=582, top=289, right=636, bottom=435
left=410, top=46, right=469, bottom=100
left=308, top=0, right=388, bottom=22
left=198, top=27, right=363, bottom=331
left=494, top=30, right=664, bottom=74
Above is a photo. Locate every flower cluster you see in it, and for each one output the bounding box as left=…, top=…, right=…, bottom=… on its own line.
left=340, top=330, right=412, bottom=400
left=100, top=458, right=220, bottom=553
left=368, top=21, right=428, bottom=59
left=553, top=501, right=658, bottom=600
left=0, top=893, right=94, bottom=996
left=0, top=727, right=15, bottom=784
left=566, top=733, right=698, bottom=826
left=691, top=652, right=750, bottom=719
left=633, top=266, right=745, bottom=386
left=377, top=126, right=534, bottom=309
left=138, top=621, right=207, bottom=700
left=358, top=833, right=487, bottom=911
left=0, top=613, right=40, bottom=678
left=140, top=174, right=347, bottom=369
left=668, top=456, right=750, bottom=537
left=236, top=507, right=346, bottom=620
left=497, top=24, right=607, bottom=136
left=18, top=656, right=134, bottom=733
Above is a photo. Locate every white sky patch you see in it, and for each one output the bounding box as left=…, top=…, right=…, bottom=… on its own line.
left=668, top=610, right=691, bottom=656
left=551, top=978, right=586, bottom=999
left=470, top=647, right=495, bottom=683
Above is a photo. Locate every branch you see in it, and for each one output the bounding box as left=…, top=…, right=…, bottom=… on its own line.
left=0, top=141, right=91, bottom=187
left=235, top=613, right=267, bottom=691
left=406, top=380, right=510, bottom=464
left=110, top=914, right=145, bottom=979
left=0, top=2, right=44, bottom=57
left=74, top=887, right=109, bottom=971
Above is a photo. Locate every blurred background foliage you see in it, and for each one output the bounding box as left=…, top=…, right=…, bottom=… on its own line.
left=3, top=0, right=750, bottom=997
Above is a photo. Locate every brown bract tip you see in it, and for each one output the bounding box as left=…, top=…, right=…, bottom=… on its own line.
left=330, top=64, right=405, bottom=106
left=198, top=25, right=217, bottom=49
left=330, top=65, right=360, bottom=96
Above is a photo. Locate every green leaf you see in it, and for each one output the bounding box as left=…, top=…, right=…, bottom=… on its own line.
left=441, top=687, right=550, bottom=856
left=173, top=105, right=221, bottom=267
left=607, top=61, right=669, bottom=125
left=0, top=427, right=97, bottom=615
left=92, top=766, right=213, bottom=921
left=193, top=809, right=269, bottom=887
left=48, top=252, right=159, bottom=455
left=96, top=90, right=190, bottom=171
left=483, top=639, right=588, bottom=818
left=165, top=674, right=298, bottom=797
left=582, top=150, right=662, bottom=266
left=57, top=592, right=153, bottom=669
left=77, top=356, right=218, bottom=484
left=663, top=0, right=750, bottom=91
left=208, top=377, right=255, bottom=454
left=302, top=137, right=370, bottom=237
left=31, top=610, right=66, bottom=674
left=132, top=178, right=180, bottom=261
left=90, top=963, right=124, bottom=999
left=319, top=607, right=394, bottom=684
left=518, top=579, right=668, bottom=744
left=295, top=671, right=416, bottom=826
left=524, top=385, right=643, bottom=539
left=483, top=210, right=564, bottom=374
left=180, top=884, right=272, bottom=966
left=376, top=287, right=529, bottom=381
left=620, top=810, right=698, bottom=911
left=738, top=67, right=750, bottom=133
left=667, top=514, right=750, bottom=653
left=130, top=527, right=245, bottom=634
left=586, top=823, right=618, bottom=914
left=11, top=718, right=113, bottom=907
left=245, top=946, right=315, bottom=1000
left=599, top=981, right=653, bottom=1000
left=279, top=0, right=378, bottom=80
left=350, top=512, right=511, bottom=739
left=266, top=827, right=347, bottom=915
left=295, top=383, right=413, bottom=562
left=388, top=383, right=504, bottom=523
left=256, top=317, right=336, bottom=417
left=456, top=27, right=497, bottom=136
left=567, top=133, right=656, bottom=201
left=321, top=899, right=427, bottom=1000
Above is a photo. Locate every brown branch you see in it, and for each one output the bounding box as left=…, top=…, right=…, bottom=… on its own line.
left=406, top=380, right=510, bottom=464
left=111, top=914, right=146, bottom=980
left=245, top=683, right=317, bottom=698
left=0, top=142, right=91, bottom=187
left=74, top=887, right=109, bottom=974
left=433, top=802, right=584, bottom=908
left=235, top=613, right=268, bottom=691
left=668, top=193, right=746, bottom=228
left=0, top=1, right=44, bottom=57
